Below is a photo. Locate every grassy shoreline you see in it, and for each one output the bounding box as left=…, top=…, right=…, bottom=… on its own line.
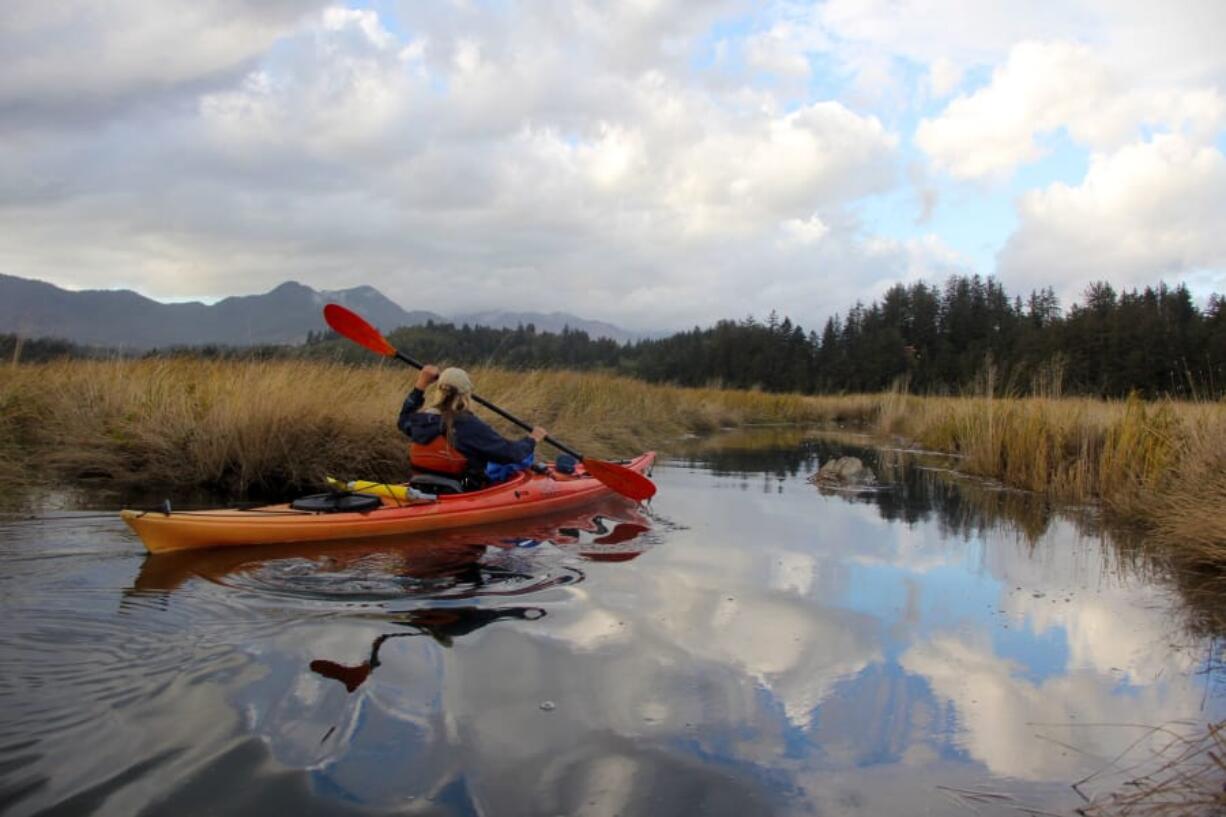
left=875, top=391, right=1226, bottom=561
left=2, top=359, right=1223, bottom=562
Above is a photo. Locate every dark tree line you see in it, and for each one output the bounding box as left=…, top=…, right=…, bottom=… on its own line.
left=1, top=334, right=91, bottom=363
left=11, top=276, right=1226, bottom=398
left=802, top=278, right=1226, bottom=397
left=620, top=277, right=1226, bottom=397
left=624, top=312, right=821, bottom=392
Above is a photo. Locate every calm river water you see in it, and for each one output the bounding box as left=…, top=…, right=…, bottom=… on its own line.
left=1, top=431, right=1222, bottom=816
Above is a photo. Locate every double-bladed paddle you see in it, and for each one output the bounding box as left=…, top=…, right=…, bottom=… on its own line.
left=322, top=303, right=657, bottom=502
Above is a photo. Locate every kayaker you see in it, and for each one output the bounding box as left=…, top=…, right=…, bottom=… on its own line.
left=398, top=365, right=547, bottom=489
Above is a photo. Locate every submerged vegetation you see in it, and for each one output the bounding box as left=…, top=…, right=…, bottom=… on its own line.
left=1, top=358, right=1223, bottom=562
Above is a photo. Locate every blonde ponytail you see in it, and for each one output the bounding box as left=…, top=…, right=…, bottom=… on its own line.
left=428, top=383, right=471, bottom=445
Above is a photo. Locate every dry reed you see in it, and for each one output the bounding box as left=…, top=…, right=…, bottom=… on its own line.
left=874, top=392, right=1226, bottom=562
left=0, top=359, right=859, bottom=495
left=1078, top=721, right=1225, bottom=817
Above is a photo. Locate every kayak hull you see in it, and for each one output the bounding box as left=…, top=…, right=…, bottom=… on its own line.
left=121, top=452, right=655, bottom=554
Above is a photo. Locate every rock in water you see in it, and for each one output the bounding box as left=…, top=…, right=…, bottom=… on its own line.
left=811, top=456, right=876, bottom=487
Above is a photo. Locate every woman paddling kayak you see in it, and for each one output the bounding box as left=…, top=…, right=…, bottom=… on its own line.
left=121, top=309, right=657, bottom=554
left=399, top=365, right=549, bottom=490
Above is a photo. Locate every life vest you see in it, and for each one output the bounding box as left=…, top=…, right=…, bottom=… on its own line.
left=409, top=436, right=469, bottom=475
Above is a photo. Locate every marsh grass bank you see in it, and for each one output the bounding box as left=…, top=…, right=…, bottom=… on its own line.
left=1, top=359, right=1223, bottom=561
left=875, top=392, right=1226, bottom=561
left=0, top=359, right=871, bottom=497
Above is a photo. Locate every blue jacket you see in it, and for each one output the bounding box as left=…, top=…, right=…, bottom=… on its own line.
left=397, top=388, right=536, bottom=475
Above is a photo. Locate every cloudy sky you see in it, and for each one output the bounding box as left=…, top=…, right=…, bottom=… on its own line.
left=3, top=0, right=1225, bottom=330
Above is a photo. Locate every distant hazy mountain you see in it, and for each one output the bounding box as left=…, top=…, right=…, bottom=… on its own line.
left=319, top=284, right=443, bottom=335
left=452, top=310, right=640, bottom=343
left=0, top=274, right=643, bottom=348
left=0, top=274, right=443, bottom=349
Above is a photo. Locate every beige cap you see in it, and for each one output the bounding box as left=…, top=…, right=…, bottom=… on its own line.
left=437, top=367, right=473, bottom=395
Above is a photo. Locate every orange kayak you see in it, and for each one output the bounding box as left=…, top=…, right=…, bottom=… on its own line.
left=121, top=452, right=656, bottom=554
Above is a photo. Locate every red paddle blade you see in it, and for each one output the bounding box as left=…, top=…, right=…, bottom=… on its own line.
left=583, top=458, right=657, bottom=502
left=323, top=303, right=396, bottom=357
left=309, top=659, right=373, bottom=693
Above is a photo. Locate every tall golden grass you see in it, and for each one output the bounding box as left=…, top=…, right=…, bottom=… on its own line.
left=876, top=391, right=1226, bottom=561
left=1, top=359, right=1223, bottom=562
left=0, top=359, right=869, bottom=495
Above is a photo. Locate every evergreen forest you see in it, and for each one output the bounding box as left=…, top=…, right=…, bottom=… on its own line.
left=629, top=278, right=1226, bottom=398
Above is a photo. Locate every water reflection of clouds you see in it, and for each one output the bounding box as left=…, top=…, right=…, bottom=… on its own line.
left=799, top=437, right=1220, bottom=789
left=536, top=540, right=884, bottom=729
left=538, top=590, right=633, bottom=650
left=644, top=577, right=883, bottom=729
left=901, top=632, right=1208, bottom=782
left=843, top=509, right=981, bottom=575
left=1004, top=566, right=1197, bottom=684
left=531, top=452, right=1213, bottom=803
left=769, top=549, right=817, bottom=595
left=227, top=454, right=1219, bottom=814
left=38, top=435, right=1215, bottom=817
left=220, top=542, right=886, bottom=811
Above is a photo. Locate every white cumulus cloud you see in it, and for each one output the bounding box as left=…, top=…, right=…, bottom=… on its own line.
left=0, top=0, right=325, bottom=124
left=917, top=40, right=1226, bottom=180
left=998, top=134, right=1226, bottom=296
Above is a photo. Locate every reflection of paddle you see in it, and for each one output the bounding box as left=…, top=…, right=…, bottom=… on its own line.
left=583, top=523, right=651, bottom=562
left=310, top=633, right=403, bottom=692
left=309, top=607, right=546, bottom=691
left=553, top=520, right=650, bottom=562
left=595, top=522, right=650, bottom=545
left=323, top=303, right=656, bottom=502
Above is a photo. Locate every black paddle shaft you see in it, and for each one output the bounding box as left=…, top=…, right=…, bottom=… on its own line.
left=394, top=351, right=584, bottom=461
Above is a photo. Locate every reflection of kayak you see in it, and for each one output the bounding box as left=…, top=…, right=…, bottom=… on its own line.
left=121, top=452, right=655, bottom=554
left=131, top=500, right=653, bottom=593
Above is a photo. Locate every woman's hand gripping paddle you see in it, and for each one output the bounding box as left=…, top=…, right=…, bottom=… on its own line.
left=322, top=304, right=657, bottom=502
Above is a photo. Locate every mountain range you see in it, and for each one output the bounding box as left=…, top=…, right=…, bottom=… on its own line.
left=0, top=274, right=642, bottom=348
